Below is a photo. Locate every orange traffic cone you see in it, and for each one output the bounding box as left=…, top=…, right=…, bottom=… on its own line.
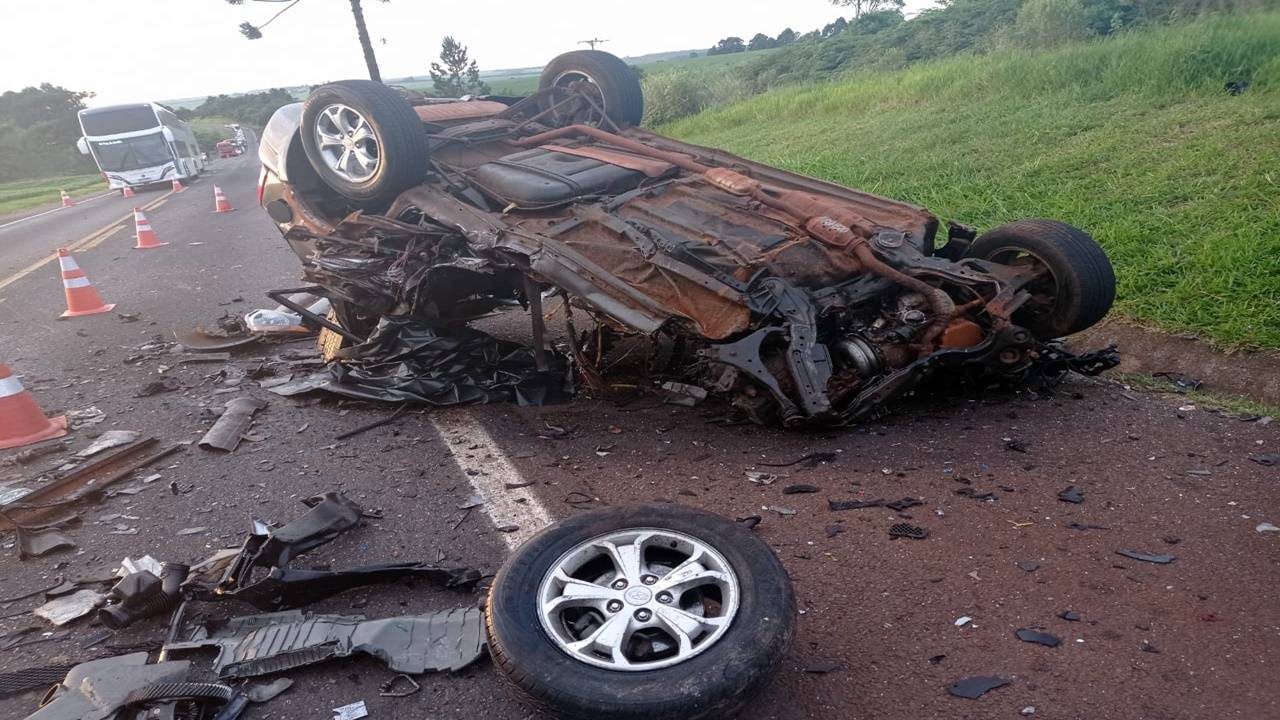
left=57, top=248, right=115, bottom=317
left=121, top=185, right=136, bottom=198
left=60, top=190, right=75, bottom=207
left=213, top=185, right=234, bottom=213
left=0, top=363, right=68, bottom=450
left=132, top=208, right=167, bottom=249
left=171, top=178, right=184, bottom=192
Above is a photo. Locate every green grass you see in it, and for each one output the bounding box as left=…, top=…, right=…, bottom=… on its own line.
left=189, top=116, right=241, bottom=150
left=1115, top=373, right=1280, bottom=419
left=662, top=14, right=1280, bottom=350
left=0, top=174, right=107, bottom=216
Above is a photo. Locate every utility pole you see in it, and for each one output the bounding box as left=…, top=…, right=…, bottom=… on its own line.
left=578, top=38, right=608, bottom=50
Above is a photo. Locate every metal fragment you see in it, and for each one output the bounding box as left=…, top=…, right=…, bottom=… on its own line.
left=199, top=397, right=267, bottom=452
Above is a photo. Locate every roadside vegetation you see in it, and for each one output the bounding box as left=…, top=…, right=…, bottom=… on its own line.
left=662, top=12, right=1280, bottom=350
left=0, top=174, right=105, bottom=216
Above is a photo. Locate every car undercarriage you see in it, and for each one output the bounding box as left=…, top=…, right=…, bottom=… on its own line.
left=258, top=50, right=1118, bottom=427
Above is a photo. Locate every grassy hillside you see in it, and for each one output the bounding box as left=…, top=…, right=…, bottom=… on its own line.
left=0, top=174, right=106, bottom=216
left=663, top=14, right=1280, bottom=350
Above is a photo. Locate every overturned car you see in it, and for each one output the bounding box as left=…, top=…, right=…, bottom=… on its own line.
left=257, top=50, right=1117, bottom=427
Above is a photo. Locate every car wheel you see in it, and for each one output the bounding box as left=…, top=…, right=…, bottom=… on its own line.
left=539, top=50, right=644, bottom=127
left=300, top=80, right=427, bottom=209
left=487, top=503, right=795, bottom=720
left=967, top=219, right=1116, bottom=339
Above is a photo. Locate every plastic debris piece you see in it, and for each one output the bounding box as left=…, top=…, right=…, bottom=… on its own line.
left=1057, top=486, right=1084, bottom=504
left=379, top=674, right=420, bottom=697
left=947, top=676, right=1010, bottom=699
left=1015, top=560, right=1040, bottom=573
left=764, top=505, right=797, bottom=516
left=885, top=497, right=924, bottom=511
left=16, top=527, right=76, bottom=559
left=199, top=397, right=267, bottom=452
left=782, top=484, right=820, bottom=495
left=1058, top=610, right=1082, bottom=622
left=34, top=589, right=106, bottom=626
left=828, top=498, right=883, bottom=511
left=1015, top=628, right=1060, bottom=647
left=954, top=616, right=972, bottom=627
left=802, top=659, right=841, bottom=674
left=660, top=381, right=707, bottom=407
left=120, top=555, right=164, bottom=578
left=1255, top=522, right=1280, bottom=533
left=333, top=701, right=369, bottom=720
left=1021, top=706, right=1036, bottom=716
left=889, top=522, right=929, bottom=540
left=74, top=431, right=140, bottom=459
left=1066, top=522, right=1108, bottom=531
left=177, top=527, right=208, bottom=536
left=1246, top=453, right=1278, bottom=467
left=1140, top=641, right=1160, bottom=654
left=458, top=494, right=484, bottom=510
left=245, top=678, right=294, bottom=703
left=746, top=471, right=779, bottom=485
left=1116, top=549, right=1175, bottom=564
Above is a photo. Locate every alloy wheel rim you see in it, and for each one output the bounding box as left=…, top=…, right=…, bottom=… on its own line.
left=537, top=527, right=740, bottom=671
left=314, top=103, right=380, bottom=183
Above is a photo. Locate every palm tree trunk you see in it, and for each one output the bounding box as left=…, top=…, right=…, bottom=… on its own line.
left=348, top=0, right=381, bottom=82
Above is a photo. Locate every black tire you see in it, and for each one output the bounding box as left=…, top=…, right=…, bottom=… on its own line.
left=539, top=50, right=644, bottom=126
left=300, top=80, right=427, bottom=209
left=487, top=504, right=796, bottom=720
left=967, top=219, right=1116, bottom=338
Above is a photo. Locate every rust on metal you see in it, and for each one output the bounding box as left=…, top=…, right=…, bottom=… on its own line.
left=0, top=438, right=182, bottom=529
left=540, top=144, right=675, bottom=178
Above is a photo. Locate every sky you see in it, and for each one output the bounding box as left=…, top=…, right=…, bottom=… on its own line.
left=2, top=0, right=936, bottom=106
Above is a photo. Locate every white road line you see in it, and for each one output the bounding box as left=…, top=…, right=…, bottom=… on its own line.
left=429, top=411, right=552, bottom=549
left=0, top=190, right=115, bottom=232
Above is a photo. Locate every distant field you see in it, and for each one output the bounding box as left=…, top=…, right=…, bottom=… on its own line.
left=0, top=174, right=107, bottom=217
left=663, top=15, right=1280, bottom=350
left=189, top=116, right=242, bottom=150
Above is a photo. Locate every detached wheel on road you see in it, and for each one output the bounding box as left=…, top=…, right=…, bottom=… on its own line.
left=300, top=80, right=427, bottom=209
left=539, top=50, right=645, bottom=127
left=486, top=504, right=795, bottom=720
left=967, top=219, right=1116, bottom=339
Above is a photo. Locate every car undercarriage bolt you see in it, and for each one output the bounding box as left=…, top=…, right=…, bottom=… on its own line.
left=612, top=579, right=628, bottom=590
left=634, top=608, right=652, bottom=622
left=607, top=600, right=623, bottom=613
left=641, top=575, right=657, bottom=585
left=656, top=591, right=673, bottom=604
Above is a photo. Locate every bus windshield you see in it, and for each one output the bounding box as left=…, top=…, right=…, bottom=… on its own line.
left=91, top=133, right=172, bottom=172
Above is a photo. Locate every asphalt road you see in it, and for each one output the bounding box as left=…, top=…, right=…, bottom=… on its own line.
left=0, top=145, right=1277, bottom=720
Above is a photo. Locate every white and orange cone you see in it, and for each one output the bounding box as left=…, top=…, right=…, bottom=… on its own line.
left=132, top=208, right=167, bottom=249
left=212, top=185, right=234, bottom=213
left=57, top=248, right=115, bottom=317
left=121, top=185, right=136, bottom=199
left=0, top=363, right=68, bottom=450
left=60, top=190, right=75, bottom=207
left=171, top=178, right=184, bottom=192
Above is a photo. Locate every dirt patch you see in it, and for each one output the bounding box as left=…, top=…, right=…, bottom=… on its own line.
left=1068, top=319, right=1280, bottom=406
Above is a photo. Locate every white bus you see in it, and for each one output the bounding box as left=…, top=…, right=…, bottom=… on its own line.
left=75, top=103, right=205, bottom=189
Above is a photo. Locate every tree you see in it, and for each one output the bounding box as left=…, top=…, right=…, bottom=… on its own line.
left=0, top=84, right=97, bottom=181
left=822, top=17, right=849, bottom=37
left=831, top=0, right=905, bottom=19
left=776, top=27, right=798, bottom=45
left=748, top=33, right=776, bottom=51
left=707, top=36, right=747, bottom=55
left=430, top=36, right=490, bottom=97
left=225, top=0, right=389, bottom=82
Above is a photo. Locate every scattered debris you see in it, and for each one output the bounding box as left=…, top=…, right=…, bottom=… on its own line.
left=458, top=494, right=485, bottom=510
left=199, top=396, right=267, bottom=452
left=133, top=377, right=181, bottom=397
left=34, top=589, right=106, bottom=626
left=246, top=678, right=295, bottom=703
left=889, top=522, right=929, bottom=540
left=379, top=674, right=421, bottom=697
left=74, top=430, right=141, bottom=459
left=1140, top=641, right=1161, bottom=654
left=954, top=487, right=995, bottom=501
left=1057, top=486, right=1085, bottom=504
left=782, top=484, right=820, bottom=495
left=332, top=700, right=370, bottom=720
left=1116, top=549, right=1176, bottom=564
left=885, top=497, right=924, bottom=512
left=66, top=406, right=105, bottom=429
left=660, top=381, right=707, bottom=407
left=165, top=607, right=487, bottom=678
left=1021, top=706, right=1037, bottom=716
left=1248, top=453, right=1279, bottom=467
left=1015, top=560, right=1040, bottom=573
left=176, top=526, right=208, bottom=536
left=764, top=505, right=797, bottom=516
left=21, top=653, right=219, bottom=719
left=828, top=498, right=883, bottom=511
left=1256, top=522, right=1280, bottom=533
left=1153, top=371, right=1202, bottom=392
left=1065, top=522, right=1109, bottom=531
left=759, top=451, right=838, bottom=468
left=802, top=659, right=841, bottom=674
left=746, top=471, right=780, bottom=485
left=947, top=676, right=1010, bottom=699
left=736, top=515, right=762, bottom=529
left=16, top=526, right=77, bottom=559
left=335, top=404, right=408, bottom=441
left=954, top=616, right=973, bottom=627
left=1004, top=438, right=1029, bottom=453
left=1015, top=628, right=1061, bottom=647
left=1059, top=610, right=1082, bottom=622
